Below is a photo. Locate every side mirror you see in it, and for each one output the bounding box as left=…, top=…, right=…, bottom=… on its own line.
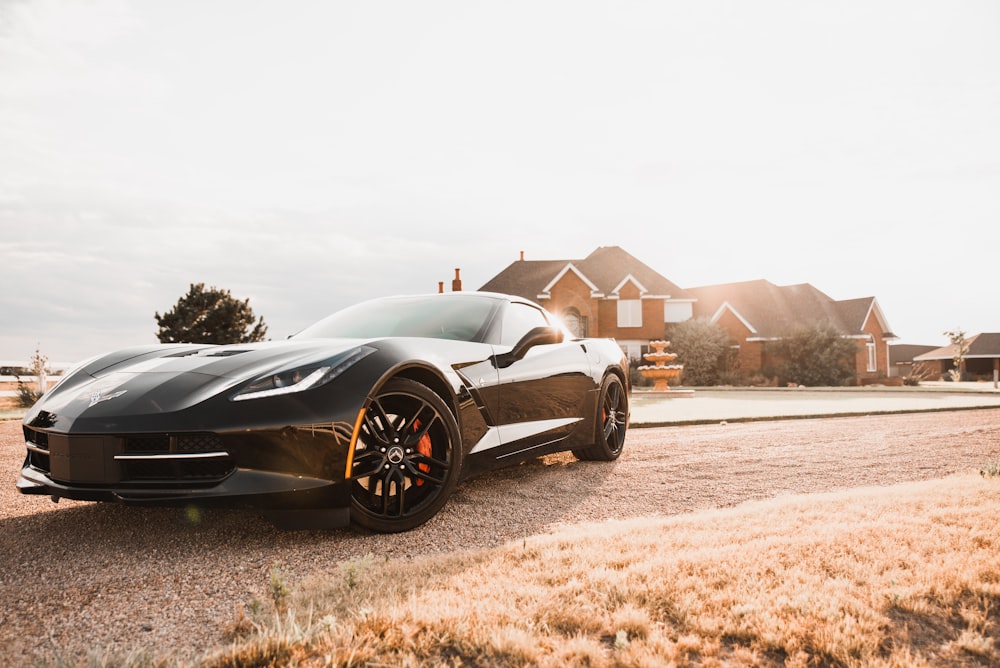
left=496, top=326, right=564, bottom=368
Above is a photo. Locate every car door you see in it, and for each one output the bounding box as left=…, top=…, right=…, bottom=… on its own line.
left=490, top=302, right=595, bottom=459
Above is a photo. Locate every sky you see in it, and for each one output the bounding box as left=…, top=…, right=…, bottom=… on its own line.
left=1, top=0, right=998, bottom=364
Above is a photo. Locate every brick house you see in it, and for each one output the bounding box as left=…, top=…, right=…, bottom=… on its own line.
left=688, top=280, right=898, bottom=381
left=479, top=246, right=696, bottom=360
left=479, top=247, right=898, bottom=381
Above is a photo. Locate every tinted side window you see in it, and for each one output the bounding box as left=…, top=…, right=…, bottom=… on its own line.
left=499, top=303, right=549, bottom=346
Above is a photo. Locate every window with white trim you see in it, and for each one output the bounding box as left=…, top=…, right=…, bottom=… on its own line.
left=866, top=341, right=877, bottom=372
left=663, top=301, right=693, bottom=323
left=617, top=299, right=642, bottom=328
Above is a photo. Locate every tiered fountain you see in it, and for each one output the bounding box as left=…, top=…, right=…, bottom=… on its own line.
left=637, top=340, right=690, bottom=395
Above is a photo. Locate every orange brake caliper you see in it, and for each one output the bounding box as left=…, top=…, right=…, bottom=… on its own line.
left=412, top=419, right=432, bottom=486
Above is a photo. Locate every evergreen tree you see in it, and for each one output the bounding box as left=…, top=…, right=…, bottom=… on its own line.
left=155, top=283, right=268, bottom=344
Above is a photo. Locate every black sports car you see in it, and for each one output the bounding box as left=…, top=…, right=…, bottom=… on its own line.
left=18, top=292, right=630, bottom=532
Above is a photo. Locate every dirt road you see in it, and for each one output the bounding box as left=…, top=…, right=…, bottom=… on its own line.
left=2, top=409, right=999, bottom=665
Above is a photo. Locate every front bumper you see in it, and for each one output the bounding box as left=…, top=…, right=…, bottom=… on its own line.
left=17, top=421, right=356, bottom=528
left=17, top=462, right=345, bottom=505
left=17, top=464, right=353, bottom=529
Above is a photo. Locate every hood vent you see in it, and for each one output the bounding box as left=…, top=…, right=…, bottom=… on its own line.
left=165, top=348, right=253, bottom=359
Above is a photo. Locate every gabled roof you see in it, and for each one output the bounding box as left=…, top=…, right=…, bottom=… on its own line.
left=542, top=263, right=601, bottom=296
left=479, top=246, right=693, bottom=302
left=836, top=297, right=896, bottom=339
left=611, top=274, right=649, bottom=296
left=689, top=279, right=885, bottom=339
left=479, top=259, right=568, bottom=300
left=709, top=301, right=758, bottom=334
left=835, top=297, right=876, bottom=333
left=914, top=333, right=1000, bottom=361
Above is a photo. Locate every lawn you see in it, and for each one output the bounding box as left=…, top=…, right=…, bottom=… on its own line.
left=199, top=473, right=999, bottom=667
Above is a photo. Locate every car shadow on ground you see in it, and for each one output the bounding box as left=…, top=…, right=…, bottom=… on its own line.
left=0, top=453, right=621, bottom=664
left=0, top=451, right=620, bottom=577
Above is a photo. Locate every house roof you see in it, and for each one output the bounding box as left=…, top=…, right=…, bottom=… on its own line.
left=479, top=246, right=694, bottom=301
left=689, top=279, right=890, bottom=339
left=836, top=297, right=897, bottom=339
left=889, top=344, right=939, bottom=365
left=914, top=333, right=1000, bottom=361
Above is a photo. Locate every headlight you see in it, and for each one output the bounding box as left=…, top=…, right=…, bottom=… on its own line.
left=231, top=346, right=375, bottom=402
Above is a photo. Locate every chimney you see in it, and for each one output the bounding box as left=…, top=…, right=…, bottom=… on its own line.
left=452, top=268, right=462, bottom=292
left=520, top=250, right=525, bottom=261
left=438, top=281, right=444, bottom=294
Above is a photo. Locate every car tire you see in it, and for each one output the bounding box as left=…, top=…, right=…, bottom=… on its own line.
left=573, top=373, right=628, bottom=462
left=349, top=378, right=462, bottom=533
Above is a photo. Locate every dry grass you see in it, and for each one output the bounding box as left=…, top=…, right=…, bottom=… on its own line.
left=0, top=382, right=21, bottom=412
left=201, top=474, right=999, bottom=667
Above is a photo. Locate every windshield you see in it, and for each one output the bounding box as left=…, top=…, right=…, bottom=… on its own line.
left=295, top=295, right=500, bottom=342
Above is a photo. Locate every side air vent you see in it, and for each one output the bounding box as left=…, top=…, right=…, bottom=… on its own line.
left=23, top=426, right=51, bottom=473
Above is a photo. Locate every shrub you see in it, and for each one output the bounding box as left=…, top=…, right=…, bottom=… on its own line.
left=629, top=362, right=653, bottom=388
left=15, top=374, right=41, bottom=407
left=14, top=346, right=51, bottom=407
left=665, top=318, right=732, bottom=386
left=769, top=323, right=858, bottom=387
left=903, top=361, right=936, bottom=386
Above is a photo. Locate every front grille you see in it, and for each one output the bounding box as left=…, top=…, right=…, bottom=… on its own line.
left=175, top=434, right=223, bottom=453
left=121, top=455, right=235, bottom=481
left=124, top=435, right=168, bottom=452
left=119, top=432, right=234, bottom=483
left=22, top=429, right=235, bottom=485
left=123, top=434, right=224, bottom=454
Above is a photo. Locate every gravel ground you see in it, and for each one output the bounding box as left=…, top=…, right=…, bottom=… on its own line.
left=2, top=409, right=1000, bottom=666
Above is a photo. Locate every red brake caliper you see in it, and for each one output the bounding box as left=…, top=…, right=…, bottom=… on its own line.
left=412, top=419, right=432, bottom=486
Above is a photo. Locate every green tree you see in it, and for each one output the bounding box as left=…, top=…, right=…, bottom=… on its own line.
left=155, top=283, right=268, bottom=344
left=770, top=323, right=858, bottom=387
left=665, top=318, right=732, bottom=386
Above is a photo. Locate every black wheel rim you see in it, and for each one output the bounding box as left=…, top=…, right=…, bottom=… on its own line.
left=601, top=380, right=627, bottom=454
left=351, top=389, right=453, bottom=522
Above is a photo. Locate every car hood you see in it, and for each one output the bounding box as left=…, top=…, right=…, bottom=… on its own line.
left=27, top=339, right=372, bottom=425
